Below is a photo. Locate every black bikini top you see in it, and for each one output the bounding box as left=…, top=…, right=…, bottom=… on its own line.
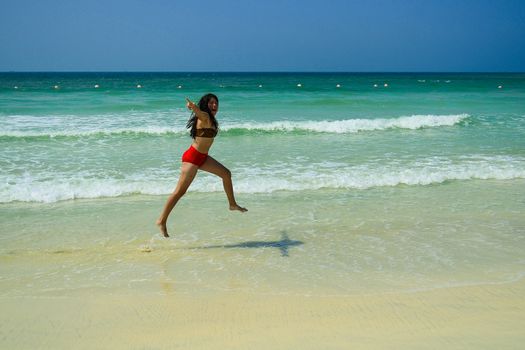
left=195, top=128, right=218, bottom=138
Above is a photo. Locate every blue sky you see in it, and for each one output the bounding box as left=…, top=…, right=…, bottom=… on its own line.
left=1, top=0, right=524, bottom=72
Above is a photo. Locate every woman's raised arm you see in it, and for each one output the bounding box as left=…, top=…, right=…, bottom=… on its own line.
left=186, top=97, right=209, bottom=121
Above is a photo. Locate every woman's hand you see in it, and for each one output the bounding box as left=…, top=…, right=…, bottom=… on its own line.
left=186, top=97, right=209, bottom=121
left=186, top=98, right=198, bottom=112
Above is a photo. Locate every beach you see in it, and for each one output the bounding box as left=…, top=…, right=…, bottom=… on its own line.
left=3, top=281, right=524, bottom=349
left=1, top=72, right=525, bottom=348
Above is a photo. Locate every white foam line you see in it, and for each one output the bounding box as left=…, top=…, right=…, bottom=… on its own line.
left=0, top=127, right=186, bottom=138
left=2, top=155, right=523, bottom=203
left=221, top=114, right=470, bottom=133
left=0, top=114, right=470, bottom=138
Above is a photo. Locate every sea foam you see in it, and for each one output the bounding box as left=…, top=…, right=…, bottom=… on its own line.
left=2, top=155, right=523, bottom=203
left=221, top=114, right=469, bottom=134
left=0, top=114, right=469, bottom=138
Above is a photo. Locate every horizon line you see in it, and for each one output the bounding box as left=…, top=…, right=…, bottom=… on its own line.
left=1, top=70, right=524, bottom=74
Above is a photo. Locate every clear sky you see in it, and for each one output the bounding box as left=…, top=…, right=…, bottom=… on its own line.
left=1, top=0, right=524, bottom=72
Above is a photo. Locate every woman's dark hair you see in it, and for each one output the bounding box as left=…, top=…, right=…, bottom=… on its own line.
left=186, top=93, right=219, bottom=138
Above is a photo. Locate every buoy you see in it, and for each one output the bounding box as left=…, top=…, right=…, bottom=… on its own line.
left=498, top=85, right=503, bottom=89
left=297, top=83, right=302, bottom=87
left=258, top=84, right=263, bottom=88
left=54, top=85, right=59, bottom=89
left=373, top=84, right=378, bottom=88
left=384, top=83, right=388, bottom=87
left=177, top=85, right=182, bottom=89
left=137, top=84, right=142, bottom=88
left=94, top=84, right=99, bottom=88
left=336, top=84, right=341, bottom=88
left=14, top=86, right=18, bottom=89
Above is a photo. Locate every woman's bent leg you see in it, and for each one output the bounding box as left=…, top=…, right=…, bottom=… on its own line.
left=200, top=156, right=247, bottom=212
left=156, top=162, right=199, bottom=237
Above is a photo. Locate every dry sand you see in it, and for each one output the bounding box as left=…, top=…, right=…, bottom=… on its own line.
left=1, top=279, right=524, bottom=349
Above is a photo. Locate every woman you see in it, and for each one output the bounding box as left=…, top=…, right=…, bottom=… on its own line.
left=156, top=93, right=247, bottom=237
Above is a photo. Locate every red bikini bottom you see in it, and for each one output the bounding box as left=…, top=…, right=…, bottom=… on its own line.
left=182, top=145, right=208, bottom=167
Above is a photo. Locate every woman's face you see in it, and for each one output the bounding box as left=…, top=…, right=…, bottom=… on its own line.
left=208, top=98, right=219, bottom=117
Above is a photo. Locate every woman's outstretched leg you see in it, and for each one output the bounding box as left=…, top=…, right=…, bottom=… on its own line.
left=156, top=163, right=199, bottom=237
left=200, top=156, right=247, bottom=212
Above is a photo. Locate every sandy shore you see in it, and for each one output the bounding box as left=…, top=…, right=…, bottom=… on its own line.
left=2, top=279, right=524, bottom=349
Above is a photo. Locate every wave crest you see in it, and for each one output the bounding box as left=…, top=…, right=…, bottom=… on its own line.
left=2, top=155, right=523, bottom=203
left=0, top=114, right=469, bottom=138
left=221, top=114, right=470, bottom=134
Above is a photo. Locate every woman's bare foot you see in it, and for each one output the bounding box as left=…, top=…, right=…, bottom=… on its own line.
left=229, top=204, right=248, bottom=212
left=156, top=219, right=169, bottom=238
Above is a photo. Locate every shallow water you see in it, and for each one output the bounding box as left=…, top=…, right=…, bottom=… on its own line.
left=1, top=180, right=524, bottom=298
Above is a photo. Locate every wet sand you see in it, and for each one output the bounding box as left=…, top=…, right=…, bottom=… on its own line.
left=2, top=279, right=524, bottom=349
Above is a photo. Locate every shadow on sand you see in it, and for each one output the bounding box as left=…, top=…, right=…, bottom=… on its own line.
left=189, top=231, right=303, bottom=257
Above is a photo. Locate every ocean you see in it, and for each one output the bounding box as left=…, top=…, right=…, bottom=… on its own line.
left=1, top=72, right=524, bottom=298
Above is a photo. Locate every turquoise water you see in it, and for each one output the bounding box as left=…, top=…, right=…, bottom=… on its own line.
left=1, top=73, right=524, bottom=202
left=1, top=73, right=524, bottom=296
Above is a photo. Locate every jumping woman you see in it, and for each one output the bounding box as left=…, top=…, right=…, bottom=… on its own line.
left=156, top=93, right=247, bottom=237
